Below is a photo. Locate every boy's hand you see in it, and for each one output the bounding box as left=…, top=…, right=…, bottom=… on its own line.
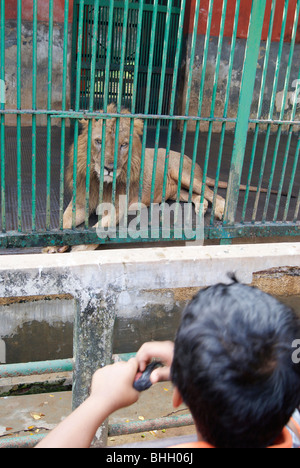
left=136, top=341, right=174, bottom=384
left=90, top=358, right=140, bottom=414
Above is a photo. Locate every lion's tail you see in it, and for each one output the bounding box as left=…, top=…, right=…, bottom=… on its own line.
left=205, top=176, right=294, bottom=197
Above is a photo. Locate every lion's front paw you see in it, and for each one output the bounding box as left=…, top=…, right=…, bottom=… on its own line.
left=214, top=199, right=225, bottom=220
left=71, top=244, right=99, bottom=252
left=194, top=197, right=208, bottom=216
left=42, top=245, right=69, bottom=254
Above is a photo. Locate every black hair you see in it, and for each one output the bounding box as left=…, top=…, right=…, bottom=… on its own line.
left=171, top=280, right=300, bottom=448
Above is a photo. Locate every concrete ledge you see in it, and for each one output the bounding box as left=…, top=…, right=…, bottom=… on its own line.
left=0, top=243, right=299, bottom=292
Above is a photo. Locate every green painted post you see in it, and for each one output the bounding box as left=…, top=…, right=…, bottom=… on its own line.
left=223, top=0, right=267, bottom=225
left=0, top=0, right=5, bottom=233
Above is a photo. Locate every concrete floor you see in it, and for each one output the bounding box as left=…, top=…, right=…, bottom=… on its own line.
left=0, top=382, right=196, bottom=448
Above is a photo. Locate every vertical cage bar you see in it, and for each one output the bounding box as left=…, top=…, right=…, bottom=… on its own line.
left=72, top=0, right=85, bottom=229
left=293, top=189, right=300, bottom=222
left=85, top=0, right=100, bottom=229
left=273, top=64, right=300, bottom=222
left=149, top=0, right=173, bottom=228
left=124, top=0, right=144, bottom=229
left=59, top=0, right=70, bottom=230
left=283, top=135, right=300, bottom=222
left=31, top=0, right=38, bottom=232
left=99, top=0, right=115, bottom=214
left=196, top=0, right=227, bottom=220
left=46, top=0, right=54, bottom=230
left=137, top=0, right=159, bottom=214
left=112, top=0, right=130, bottom=213
left=16, top=0, right=22, bottom=232
left=264, top=0, right=300, bottom=222
left=0, top=0, right=6, bottom=232
left=223, top=0, right=267, bottom=225
left=210, top=0, right=241, bottom=226
left=173, top=0, right=201, bottom=224
left=241, top=0, right=276, bottom=223
left=160, top=0, right=186, bottom=225
left=251, top=0, right=289, bottom=222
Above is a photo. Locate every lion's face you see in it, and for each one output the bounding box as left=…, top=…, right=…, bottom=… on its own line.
left=88, top=105, right=143, bottom=183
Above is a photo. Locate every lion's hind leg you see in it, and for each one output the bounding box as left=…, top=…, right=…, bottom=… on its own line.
left=177, top=189, right=208, bottom=216
left=171, top=162, right=225, bottom=220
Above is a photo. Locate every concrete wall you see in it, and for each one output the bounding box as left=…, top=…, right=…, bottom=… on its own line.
left=4, top=19, right=72, bottom=127
left=178, top=36, right=300, bottom=132
left=0, top=258, right=299, bottom=366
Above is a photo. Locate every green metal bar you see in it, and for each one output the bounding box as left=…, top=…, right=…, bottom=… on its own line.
left=0, top=0, right=6, bottom=233
left=195, top=0, right=227, bottom=221
left=59, top=0, right=70, bottom=230
left=137, top=0, right=159, bottom=217
left=173, top=0, right=201, bottom=224
left=149, top=0, right=173, bottom=226
left=0, top=359, right=74, bottom=379
left=124, top=0, right=144, bottom=228
left=85, top=0, right=100, bottom=228
left=223, top=0, right=267, bottom=225
left=210, top=0, right=241, bottom=226
left=273, top=68, right=300, bottom=222
left=251, top=0, right=289, bottom=222
left=294, top=189, right=300, bottom=222
left=0, top=222, right=299, bottom=249
left=108, top=413, right=194, bottom=436
left=4, top=107, right=300, bottom=126
left=31, top=0, right=38, bottom=232
left=17, top=0, right=22, bottom=232
left=98, top=0, right=115, bottom=215
left=283, top=134, right=300, bottom=222
left=160, top=0, right=186, bottom=227
left=241, top=0, right=276, bottom=223
left=265, top=0, right=300, bottom=222
left=46, top=0, right=54, bottom=230
left=112, top=0, right=130, bottom=214
left=72, top=0, right=85, bottom=229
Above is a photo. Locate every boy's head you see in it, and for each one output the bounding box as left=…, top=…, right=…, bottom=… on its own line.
left=171, top=279, right=300, bottom=448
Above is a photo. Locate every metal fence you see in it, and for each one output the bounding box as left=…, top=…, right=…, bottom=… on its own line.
left=0, top=0, right=299, bottom=250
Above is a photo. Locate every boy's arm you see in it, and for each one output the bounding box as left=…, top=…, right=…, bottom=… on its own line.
left=36, top=359, right=139, bottom=449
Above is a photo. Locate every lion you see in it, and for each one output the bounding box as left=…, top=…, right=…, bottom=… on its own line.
left=44, top=103, right=227, bottom=253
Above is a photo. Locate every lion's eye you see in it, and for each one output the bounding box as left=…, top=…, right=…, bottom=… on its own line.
left=120, top=143, right=128, bottom=150
left=94, top=138, right=102, bottom=146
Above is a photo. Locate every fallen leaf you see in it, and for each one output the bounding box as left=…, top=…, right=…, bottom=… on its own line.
left=30, top=412, right=45, bottom=421
left=138, top=416, right=145, bottom=421
left=27, top=426, right=35, bottom=430
left=163, top=388, right=169, bottom=392
left=5, top=427, right=13, bottom=431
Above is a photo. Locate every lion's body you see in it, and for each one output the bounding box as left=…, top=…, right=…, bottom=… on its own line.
left=44, top=104, right=225, bottom=253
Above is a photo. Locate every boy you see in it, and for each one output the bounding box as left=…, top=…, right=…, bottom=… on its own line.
left=36, top=280, right=300, bottom=448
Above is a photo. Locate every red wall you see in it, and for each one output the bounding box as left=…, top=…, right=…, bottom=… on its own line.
left=4, top=0, right=300, bottom=42
left=184, top=0, right=300, bottom=42
left=4, top=0, right=74, bottom=23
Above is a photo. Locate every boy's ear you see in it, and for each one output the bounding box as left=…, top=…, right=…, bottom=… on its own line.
left=172, top=387, right=183, bottom=408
